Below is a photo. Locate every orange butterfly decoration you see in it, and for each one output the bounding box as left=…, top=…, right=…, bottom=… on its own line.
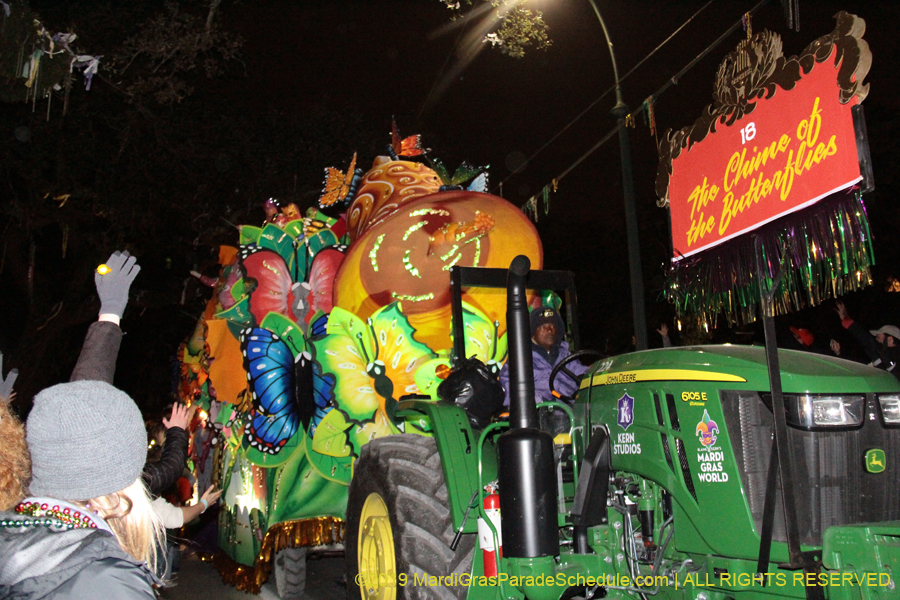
left=318, top=152, right=362, bottom=208
left=388, top=117, right=428, bottom=160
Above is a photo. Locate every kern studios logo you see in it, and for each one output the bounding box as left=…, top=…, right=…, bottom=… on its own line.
left=617, top=393, right=635, bottom=431
left=865, top=448, right=886, bottom=473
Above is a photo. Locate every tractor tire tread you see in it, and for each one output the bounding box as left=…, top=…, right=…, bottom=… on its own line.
left=346, top=435, right=475, bottom=600
left=274, top=546, right=307, bottom=600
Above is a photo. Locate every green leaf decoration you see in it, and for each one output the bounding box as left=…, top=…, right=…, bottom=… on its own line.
left=259, top=312, right=306, bottom=357
left=369, top=302, right=436, bottom=377
left=305, top=429, right=353, bottom=484
left=215, top=295, right=254, bottom=339
left=348, top=411, right=399, bottom=450
left=426, top=156, right=485, bottom=186
left=451, top=162, right=486, bottom=186
left=240, top=225, right=263, bottom=246
left=258, top=223, right=298, bottom=272
left=427, top=156, right=452, bottom=185
left=313, top=327, right=377, bottom=422
left=456, top=302, right=508, bottom=365
left=242, top=425, right=303, bottom=468
left=324, top=307, right=376, bottom=366
left=195, top=382, right=212, bottom=411
left=215, top=402, right=234, bottom=427
left=304, top=364, right=354, bottom=484
left=230, top=279, right=247, bottom=303
left=283, top=219, right=305, bottom=240
left=306, top=229, right=339, bottom=255
left=414, top=357, right=451, bottom=401
left=264, top=445, right=351, bottom=522
left=305, top=209, right=339, bottom=227
left=311, top=409, right=353, bottom=458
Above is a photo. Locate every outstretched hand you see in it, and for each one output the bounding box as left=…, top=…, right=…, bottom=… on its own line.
left=657, top=324, right=669, bottom=337
left=830, top=339, right=841, bottom=356
left=0, top=352, right=17, bottom=404
left=95, top=251, right=141, bottom=319
left=163, top=403, right=193, bottom=430
left=834, top=300, right=850, bottom=321
left=200, top=485, right=223, bottom=507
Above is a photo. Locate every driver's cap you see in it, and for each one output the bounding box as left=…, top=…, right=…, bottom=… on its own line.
left=531, top=306, right=564, bottom=335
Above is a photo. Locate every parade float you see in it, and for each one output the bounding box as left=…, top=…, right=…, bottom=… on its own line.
left=177, top=127, right=543, bottom=594
left=174, top=11, right=899, bottom=600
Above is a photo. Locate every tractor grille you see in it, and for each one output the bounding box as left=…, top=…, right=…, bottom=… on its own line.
left=722, top=391, right=900, bottom=546
left=666, top=393, right=697, bottom=501
left=654, top=393, right=675, bottom=473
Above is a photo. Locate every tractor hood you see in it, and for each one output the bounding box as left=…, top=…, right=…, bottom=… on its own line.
left=581, top=345, right=900, bottom=395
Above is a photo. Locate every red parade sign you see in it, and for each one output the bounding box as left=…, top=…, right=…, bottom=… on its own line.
left=667, top=50, right=862, bottom=261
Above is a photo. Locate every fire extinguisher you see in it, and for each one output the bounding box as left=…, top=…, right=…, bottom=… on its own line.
left=477, top=490, right=503, bottom=577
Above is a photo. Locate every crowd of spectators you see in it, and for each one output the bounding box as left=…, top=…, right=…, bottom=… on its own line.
left=0, top=252, right=220, bottom=599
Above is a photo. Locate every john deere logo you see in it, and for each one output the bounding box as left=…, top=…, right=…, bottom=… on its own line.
left=865, top=449, right=886, bottom=473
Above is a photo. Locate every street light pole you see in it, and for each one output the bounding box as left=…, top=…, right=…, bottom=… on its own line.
left=586, top=0, right=648, bottom=351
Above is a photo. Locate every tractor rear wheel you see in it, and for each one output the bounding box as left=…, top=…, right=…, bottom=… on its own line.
left=345, top=435, right=475, bottom=600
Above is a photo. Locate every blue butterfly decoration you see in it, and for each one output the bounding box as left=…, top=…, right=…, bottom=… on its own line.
left=308, top=312, right=329, bottom=338
left=240, top=328, right=300, bottom=454
left=294, top=312, right=332, bottom=436
left=306, top=354, right=335, bottom=438
left=467, top=172, right=488, bottom=193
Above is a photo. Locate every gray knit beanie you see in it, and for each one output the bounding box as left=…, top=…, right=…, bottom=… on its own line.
left=27, top=380, right=146, bottom=500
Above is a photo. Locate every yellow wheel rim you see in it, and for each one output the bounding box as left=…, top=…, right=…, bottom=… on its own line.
left=358, top=492, right=397, bottom=600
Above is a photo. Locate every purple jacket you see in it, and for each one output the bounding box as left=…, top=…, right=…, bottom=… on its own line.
left=499, top=340, right=589, bottom=406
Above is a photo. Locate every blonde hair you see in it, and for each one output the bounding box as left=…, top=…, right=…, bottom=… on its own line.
left=0, top=401, right=31, bottom=511
left=73, top=478, right=166, bottom=575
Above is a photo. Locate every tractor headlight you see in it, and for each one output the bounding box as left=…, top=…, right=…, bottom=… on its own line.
left=878, top=394, right=900, bottom=425
left=786, top=395, right=864, bottom=429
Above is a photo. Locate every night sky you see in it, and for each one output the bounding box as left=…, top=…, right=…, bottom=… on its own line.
left=212, top=0, right=900, bottom=350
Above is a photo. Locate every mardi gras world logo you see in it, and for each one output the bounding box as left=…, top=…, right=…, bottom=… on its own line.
left=696, top=409, right=719, bottom=448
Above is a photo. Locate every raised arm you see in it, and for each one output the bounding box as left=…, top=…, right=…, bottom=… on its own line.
left=142, top=403, right=193, bottom=496
left=71, top=251, right=140, bottom=382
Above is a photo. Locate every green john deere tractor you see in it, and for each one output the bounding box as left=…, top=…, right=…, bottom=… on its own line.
left=345, top=257, right=900, bottom=600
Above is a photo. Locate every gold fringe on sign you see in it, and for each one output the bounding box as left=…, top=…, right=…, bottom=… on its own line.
left=213, top=517, right=345, bottom=594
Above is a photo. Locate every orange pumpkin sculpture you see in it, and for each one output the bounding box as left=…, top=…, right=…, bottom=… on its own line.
left=333, top=157, right=542, bottom=351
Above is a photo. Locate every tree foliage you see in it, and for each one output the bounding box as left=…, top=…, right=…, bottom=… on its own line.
left=440, top=0, right=551, bottom=58
left=107, top=2, right=243, bottom=105
left=0, top=0, right=383, bottom=411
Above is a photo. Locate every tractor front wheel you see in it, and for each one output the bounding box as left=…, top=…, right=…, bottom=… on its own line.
left=345, top=435, right=474, bottom=600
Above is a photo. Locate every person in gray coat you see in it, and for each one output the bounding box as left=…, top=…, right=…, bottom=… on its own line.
left=0, top=380, right=165, bottom=599
left=0, top=252, right=165, bottom=598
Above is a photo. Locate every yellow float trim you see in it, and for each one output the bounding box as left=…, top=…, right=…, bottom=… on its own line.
left=582, top=369, right=747, bottom=389
left=213, top=516, right=344, bottom=594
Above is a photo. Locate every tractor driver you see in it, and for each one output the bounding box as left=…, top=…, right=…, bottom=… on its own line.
left=499, top=306, right=589, bottom=434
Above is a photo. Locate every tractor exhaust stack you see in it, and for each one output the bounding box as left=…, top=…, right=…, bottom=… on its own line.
left=497, top=255, right=559, bottom=559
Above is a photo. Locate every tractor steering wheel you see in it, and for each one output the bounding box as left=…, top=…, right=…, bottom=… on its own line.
left=549, top=350, right=604, bottom=401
